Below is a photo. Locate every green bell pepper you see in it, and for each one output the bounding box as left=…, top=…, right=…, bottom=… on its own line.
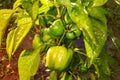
left=49, top=19, right=65, bottom=38
left=45, top=46, right=73, bottom=71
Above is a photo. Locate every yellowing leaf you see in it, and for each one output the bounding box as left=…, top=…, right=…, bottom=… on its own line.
left=6, top=17, right=33, bottom=60
left=18, top=47, right=40, bottom=80
left=0, top=9, right=13, bottom=47
left=13, top=0, right=22, bottom=9
left=6, top=29, right=15, bottom=60
left=32, top=0, right=39, bottom=20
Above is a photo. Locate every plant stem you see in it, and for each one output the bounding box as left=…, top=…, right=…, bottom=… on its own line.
left=68, top=71, right=77, bottom=80
left=68, top=40, right=74, bottom=48
left=58, top=30, right=66, bottom=45
left=74, top=50, right=87, bottom=57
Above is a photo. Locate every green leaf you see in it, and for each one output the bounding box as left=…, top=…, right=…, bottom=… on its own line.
left=21, top=0, right=39, bottom=20
left=92, top=0, right=108, bottom=6
left=93, top=46, right=115, bottom=79
left=60, top=72, right=72, bottom=80
left=39, top=5, right=50, bottom=14
left=67, top=3, right=97, bottom=45
left=6, top=17, right=33, bottom=60
left=32, top=34, right=43, bottom=49
left=39, top=0, right=53, bottom=14
left=64, top=74, right=72, bottom=80
left=97, top=50, right=111, bottom=80
left=93, top=64, right=100, bottom=77
left=13, top=0, right=22, bottom=9
left=67, top=2, right=107, bottom=67
left=18, top=47, right=40, bottom=80
left=0, top=9, right=13, bottom=47
left=21, top=0, right=32, bottom=17
left=49, top=71, right=57, bottom=80
left=84, top=18, right=107, bottom=67
left=77, top=76, right=81, bottom=80
left=90, top=73, right=96, bottom=80
left=14, top=17, right=32, bottom=53
left=40, top=0, right=53, bottom=6
left=56, top=0, right=70, bottom=6
left=82, top=0, right=92, bottom=6
left=107, top=55, right=116, bottom=69
left=88, top=6, right=108, bottom=24
left=32, top=0, right=39, bottom=20
left=6, top=30, right=15, bottom=60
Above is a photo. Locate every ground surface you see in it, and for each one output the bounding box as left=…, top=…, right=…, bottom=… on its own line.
left=0, top=34, right=50, bottom=80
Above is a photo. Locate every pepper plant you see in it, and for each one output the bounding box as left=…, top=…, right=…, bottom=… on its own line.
left=0, top=0, right=118, bottom=80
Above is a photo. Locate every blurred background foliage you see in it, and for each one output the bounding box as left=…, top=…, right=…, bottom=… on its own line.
left=0, top=0, right=16, bottom=9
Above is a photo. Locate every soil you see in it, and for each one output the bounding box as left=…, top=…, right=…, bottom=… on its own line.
left=0, top=49, right=20, bottom=80
left=0, top=33, right=50, bottom=80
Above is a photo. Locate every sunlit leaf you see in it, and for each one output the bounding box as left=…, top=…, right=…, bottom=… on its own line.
left=32, top=34, right=43, bottom=49
left=15, top=17, right=32, bottom=52
left=39, top=0, right=53, bottom=14
left=6, top=30, right=15, bottom=60
left=114, top=0, right=120, bottom=5
left=0, top=9, right=13, bottom=47
left=84, top=18, right=107, bottom=67
left=18, top=47, right=40, bottom=80
left=39, top=5, right=50, bottom=14
left=92, top=0, right=108, bottom=6
left=6, top=17, right=33, bottom=60
left=32, top=0, right=39, bottom=20
left=67, top=2, right=107, bottom=67
left=13, top=0, right=22, bottom=9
